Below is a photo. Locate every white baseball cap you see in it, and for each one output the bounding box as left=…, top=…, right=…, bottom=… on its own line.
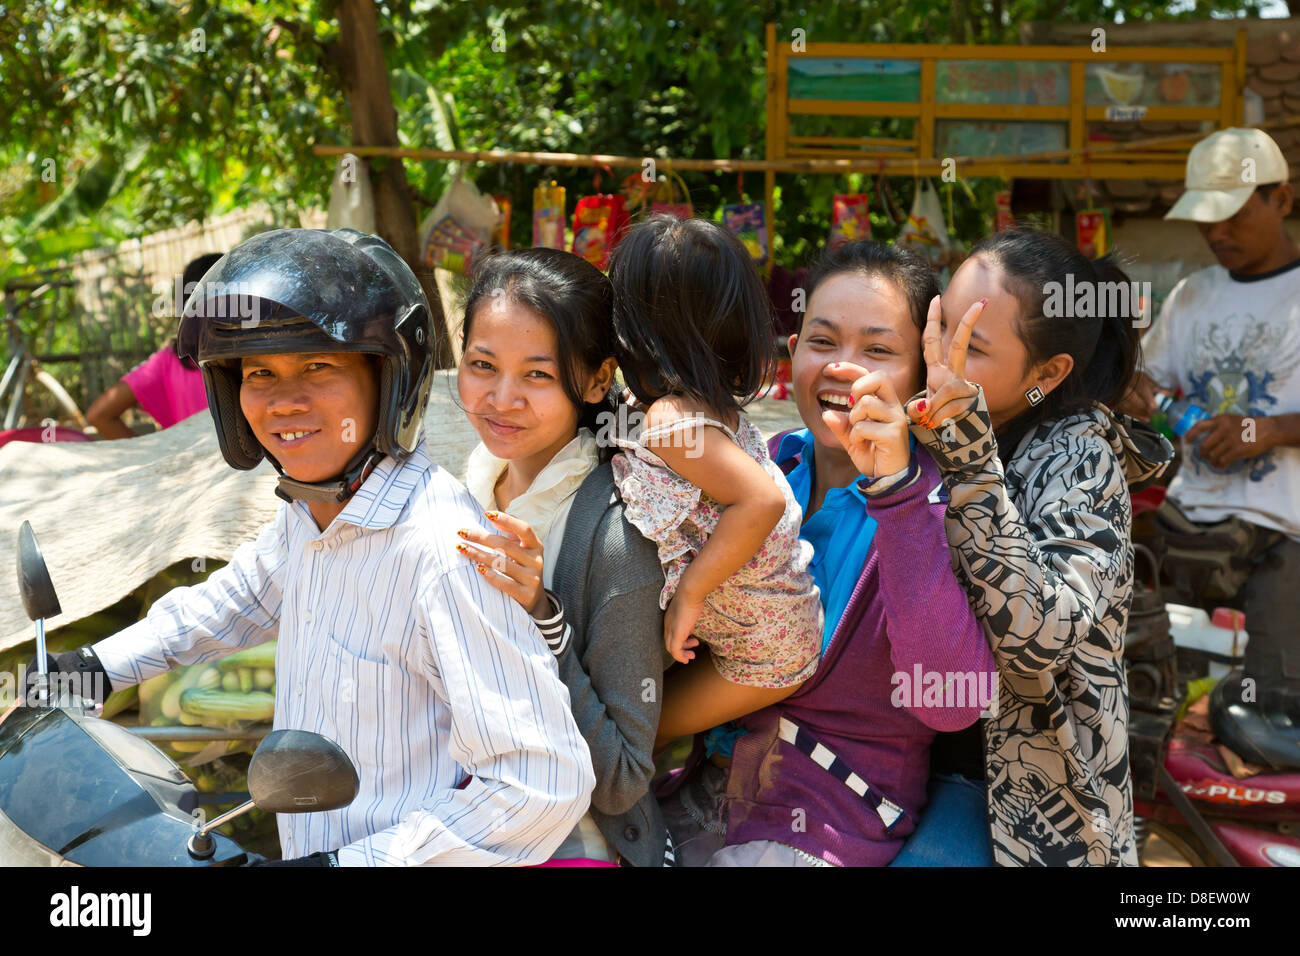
left=1165, top=127, right=1290, bottom=222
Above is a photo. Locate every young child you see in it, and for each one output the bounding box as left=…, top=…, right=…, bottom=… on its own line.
left=606, top=216, right=822, bottom=748
left=904, top=228, right=1173, bottom=866
left=29, top=229, right=594, bottom=866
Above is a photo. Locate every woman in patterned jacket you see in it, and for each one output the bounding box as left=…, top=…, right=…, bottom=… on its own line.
left=904, top=229, right=1173, bottom=866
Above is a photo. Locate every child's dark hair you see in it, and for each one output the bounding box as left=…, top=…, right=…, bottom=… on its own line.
left=607, top=215, right=775, bottom=417
left=969, top=228, right=1141, bottom=450
left=804, top=240, right=940, bottom=334
left=460, top=247, right=616, bottom=437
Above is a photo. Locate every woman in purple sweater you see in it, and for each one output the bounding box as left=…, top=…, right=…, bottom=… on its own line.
left=709, top=242, right=996, bottom=866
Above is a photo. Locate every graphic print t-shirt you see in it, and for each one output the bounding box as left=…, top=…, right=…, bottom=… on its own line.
left=1141, top=258, right=1300, bottom=541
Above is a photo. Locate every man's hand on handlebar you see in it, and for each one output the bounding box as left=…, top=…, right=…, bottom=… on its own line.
left=21, top=646, right=112, bottom=705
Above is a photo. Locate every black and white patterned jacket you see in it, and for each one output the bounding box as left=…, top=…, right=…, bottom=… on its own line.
left=913, top=391, right=1173, bottom=866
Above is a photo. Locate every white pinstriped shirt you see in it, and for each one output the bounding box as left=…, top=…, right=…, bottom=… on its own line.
left=93, top=440, right=594, bottom=866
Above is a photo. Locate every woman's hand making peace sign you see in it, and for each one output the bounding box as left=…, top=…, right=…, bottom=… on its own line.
left=905, top=294, right=987, bottom=431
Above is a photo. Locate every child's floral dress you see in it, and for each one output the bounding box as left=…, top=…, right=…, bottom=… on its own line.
left=610, top=409, right=822, bottom=689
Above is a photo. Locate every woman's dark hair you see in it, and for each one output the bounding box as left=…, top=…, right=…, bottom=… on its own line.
left=968, top=228, right=1142, bottom=454
left=804, top=240, right=940, bottom=334
left=607, top=215, right=775, bottom=417
left=460, top=247, right=616, bottom=438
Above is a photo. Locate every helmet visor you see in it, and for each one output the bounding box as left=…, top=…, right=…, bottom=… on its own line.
left=177, top=228, right=425, bottom=363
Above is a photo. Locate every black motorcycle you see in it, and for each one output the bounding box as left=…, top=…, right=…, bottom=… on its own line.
left=0, top=521, right=358, bottom=866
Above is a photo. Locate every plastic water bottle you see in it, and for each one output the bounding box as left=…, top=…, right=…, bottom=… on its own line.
left=1155, top=392, right=1210, bottom=437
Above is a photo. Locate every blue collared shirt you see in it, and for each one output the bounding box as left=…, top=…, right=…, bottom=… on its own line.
left=775, top=429, right=878, bottom=654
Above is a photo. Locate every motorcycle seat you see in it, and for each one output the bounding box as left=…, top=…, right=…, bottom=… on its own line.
left=1210, top=669, right=1300, bottom=772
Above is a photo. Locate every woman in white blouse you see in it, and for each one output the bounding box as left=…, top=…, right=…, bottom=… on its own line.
left=451, top=248, right=673, bottom=867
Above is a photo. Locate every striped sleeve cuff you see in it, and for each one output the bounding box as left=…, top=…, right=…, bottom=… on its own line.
left=858, top=461, right=919, bottom=498
left=91, top=618, right=176, bottom=691
left=908, top=387, right=997, bottom=475
left=335, top=832, right=402, bottom=867
left=531, top=590, right=571, bottom=656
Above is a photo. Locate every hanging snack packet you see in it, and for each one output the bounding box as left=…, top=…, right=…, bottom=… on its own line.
left=1075, top=209, right=1110, bottom=258
left=995, top=189, right=1015, bottom=232
left=571, top=193, right=629, bottom=269
left=830, top=194, right=872, bottom=249
left=493, top=194, right=513, bottom=250
left=533, top=181, right=567, bottom=250
left=723, top=202, right=769, bottom=264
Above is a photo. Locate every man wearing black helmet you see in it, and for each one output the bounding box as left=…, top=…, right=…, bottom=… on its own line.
left=33, top=228, right=595, bottom=865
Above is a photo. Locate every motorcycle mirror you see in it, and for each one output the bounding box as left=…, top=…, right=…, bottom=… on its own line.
left=247, top=729, right=359, bottom=814
left=17, top=521, right=61, bottom=622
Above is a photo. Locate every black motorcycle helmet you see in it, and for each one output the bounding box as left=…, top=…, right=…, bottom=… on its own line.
left=176, top=228, right=434, bottom=504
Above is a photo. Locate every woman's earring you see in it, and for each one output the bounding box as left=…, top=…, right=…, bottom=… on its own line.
left=1025, top=385, right=1045, bottom=406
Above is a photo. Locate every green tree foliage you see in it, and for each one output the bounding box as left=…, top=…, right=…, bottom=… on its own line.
left=1, top=0, right=1278, bottom=284
left=0, top=0, right=344, bottom=280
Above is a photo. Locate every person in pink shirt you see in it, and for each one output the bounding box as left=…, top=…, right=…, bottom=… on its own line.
left=87, top=253, right=221, bottom=438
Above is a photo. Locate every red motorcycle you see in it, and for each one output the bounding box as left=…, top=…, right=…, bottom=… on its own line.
left=1126, top=494, right=1300, bottom=867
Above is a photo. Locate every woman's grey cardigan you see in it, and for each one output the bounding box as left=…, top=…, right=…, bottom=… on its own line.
left=552, top=461, right=672, bottom=866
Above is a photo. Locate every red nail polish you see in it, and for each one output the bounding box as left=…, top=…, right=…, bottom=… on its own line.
left=456, top=543, right=468, bottom=554
left=476, top=564, right=487, bottom=575
left=456, top=529, right=469, bottom=539
left=848, top=395, right=855, bottom=407
left=978, top=297, right=989, bottom=307
left=485, top=510, right=498, bottom=520
left=917, top=400, right=928, bottom=412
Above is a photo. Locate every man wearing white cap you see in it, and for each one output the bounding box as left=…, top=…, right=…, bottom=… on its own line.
left=1125, top=127, right=1300, bottom=757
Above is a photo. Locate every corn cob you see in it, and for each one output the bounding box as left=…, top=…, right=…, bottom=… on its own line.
left=216, top=643, right=277, bottom=673
left=179, top=688, right=275, bottom=723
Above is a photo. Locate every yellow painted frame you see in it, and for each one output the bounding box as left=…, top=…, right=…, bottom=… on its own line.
left=764, top=24, right=1247, bottom=227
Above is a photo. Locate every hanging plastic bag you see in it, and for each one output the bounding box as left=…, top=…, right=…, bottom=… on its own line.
left=723, top=202, right=769, bottom=265
left=493, top=194, right=513, bottom=250
left=994, top=188, right=1015, bottom=232
left=896, top=179, right=952, bottom=268
left=419, top=177, right=498, bottom=276
left=649, top=169, right=693, bottom=219
left=830, top=194, right=872, bottom=249
left=571, top=193, right=629, bottom=269
left=325, top=153, right=377, bottom=233
left=533, top=181, right=567, bottom=250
